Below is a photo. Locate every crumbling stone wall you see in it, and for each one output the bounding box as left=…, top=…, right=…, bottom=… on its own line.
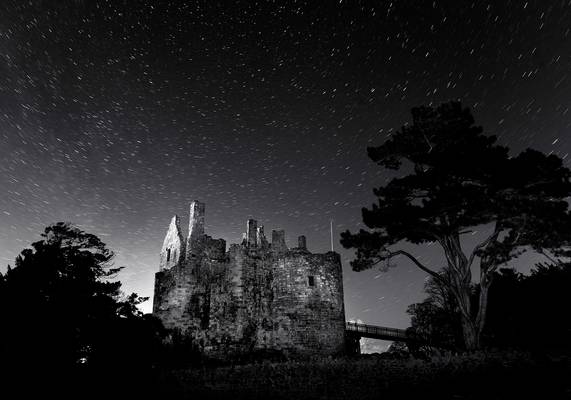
left=153, top=201, right=347, bottom=358
left=159, top=215, right=185, bottom=271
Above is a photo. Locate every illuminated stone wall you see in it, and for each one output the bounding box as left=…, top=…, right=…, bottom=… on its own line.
left=153, top=201, right=346, bottom=358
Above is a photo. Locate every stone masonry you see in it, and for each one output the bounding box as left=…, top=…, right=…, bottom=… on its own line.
left=153, top=201, right=347, bottom=358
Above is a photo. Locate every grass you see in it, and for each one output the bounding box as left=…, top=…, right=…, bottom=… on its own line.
left=152, top=351, right=571, bottom=399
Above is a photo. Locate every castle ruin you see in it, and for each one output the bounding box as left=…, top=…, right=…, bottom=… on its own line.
left=152, top=201, right=347, bottom=358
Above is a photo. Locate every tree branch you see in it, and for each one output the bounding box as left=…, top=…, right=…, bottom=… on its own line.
left=467, top=222, right=502, bottom=269
left=539, top=248, right=562, bottom=266
left=388, top=249, right=448, bottom=286
left=438, top=236, right=463, bottom=276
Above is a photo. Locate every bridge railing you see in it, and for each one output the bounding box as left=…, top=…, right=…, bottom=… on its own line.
left=346, top=321, right=409, bottom=340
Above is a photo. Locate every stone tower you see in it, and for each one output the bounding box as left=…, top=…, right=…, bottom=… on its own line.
left=186, top=200, right=205, bottom=259
left=246, top=218, right=257, bottom=247
left=153, top=201, right=347, bottom=359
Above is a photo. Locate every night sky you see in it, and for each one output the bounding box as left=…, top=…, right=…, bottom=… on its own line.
left=1, top=1, right=570, bottom=352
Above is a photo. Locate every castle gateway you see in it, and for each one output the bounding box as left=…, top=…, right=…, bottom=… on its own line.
left=152, top=201, right=347, bottom=358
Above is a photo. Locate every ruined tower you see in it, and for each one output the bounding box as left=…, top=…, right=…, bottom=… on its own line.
left=246, top=218, right=257, bottom=247
left=153, top=201, right=347, bottom=358
left=186, top=200, right=205, bottom=259
left=298, top=235, right=307, bottom=250
left=159, top=215, right=185, bottom=271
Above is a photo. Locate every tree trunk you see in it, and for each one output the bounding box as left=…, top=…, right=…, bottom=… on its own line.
left=451, top=285, right=481, bottom=351
left=451, top=272, right=492, bottom=351
left=440, top=233, right=494, bottom=351
left=475, top=271, right=492, bottom=344
left=460, top=313, right=480, bottom=350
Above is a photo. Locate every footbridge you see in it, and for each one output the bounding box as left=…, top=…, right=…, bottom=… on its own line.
left=346, top=322, right=410, bottom=341
left=345, top=322, right=421, bottom=354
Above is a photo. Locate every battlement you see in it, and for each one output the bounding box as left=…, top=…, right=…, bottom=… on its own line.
left=159, top=202, right=315, bottom=264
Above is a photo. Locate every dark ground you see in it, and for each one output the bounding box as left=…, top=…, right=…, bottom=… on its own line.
left=113, top=351, right=571, bottom=399
left=5, top=350, right=570, bottom=399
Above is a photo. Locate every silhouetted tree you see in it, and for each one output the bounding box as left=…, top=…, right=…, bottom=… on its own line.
left=384, top=341, right=410, bottom=359
left=0, top=223, right=164, bottom=374
left=406, top=282, right=464, bottom=352
left=341, top=101, right=571, bottom=350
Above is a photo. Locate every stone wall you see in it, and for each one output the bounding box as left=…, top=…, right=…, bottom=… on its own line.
left=268, top=251, right=346, bottom=356
left=152, top=263, right=195, bottom=329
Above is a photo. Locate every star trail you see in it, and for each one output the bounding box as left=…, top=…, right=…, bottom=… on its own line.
left=1, top=1, right=570, bottom=353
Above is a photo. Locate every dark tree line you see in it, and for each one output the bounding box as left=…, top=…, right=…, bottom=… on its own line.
left=0, top=223, right=167, bottom=396
left=407, top=262, right=571, bottom=355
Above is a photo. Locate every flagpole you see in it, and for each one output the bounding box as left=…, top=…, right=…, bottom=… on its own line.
left=330, top=219, right=334, bottom=252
